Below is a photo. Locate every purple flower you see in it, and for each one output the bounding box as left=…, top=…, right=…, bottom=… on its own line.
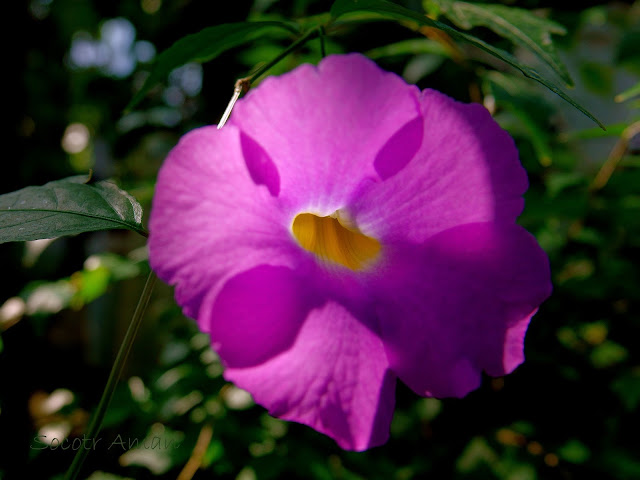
left=149, top=54, right=552, bottom=451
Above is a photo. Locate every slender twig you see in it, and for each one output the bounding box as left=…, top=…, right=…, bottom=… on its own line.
left=176, top=423, right=214, bottom=480
left=65, top=271, right=157, bottom=480
left=590, top=121, right=640, bottom=191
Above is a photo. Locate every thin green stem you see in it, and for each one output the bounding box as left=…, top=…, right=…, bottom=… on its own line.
left=319, top=26, right=327, bottom=58
left=245, top=27, right=321, bottom=85
left=65, top=271, right=157, bottom=480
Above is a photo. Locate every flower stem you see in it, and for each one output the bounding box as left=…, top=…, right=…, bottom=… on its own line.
left=245, top=27, right=321, bottom=85
left=319, top=26, right=327, bottom=58
left=217, top=26, right=322, bottom=129
left=217, top=85, right=243, bottom=129
left=64, top=271, right=157, bottom=480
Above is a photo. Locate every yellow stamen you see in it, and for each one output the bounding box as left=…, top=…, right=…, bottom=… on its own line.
left=291, top=212, right=381, bottom=271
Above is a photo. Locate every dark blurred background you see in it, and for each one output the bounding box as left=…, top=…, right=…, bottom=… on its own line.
left=1, top=1, right=639, bottom=479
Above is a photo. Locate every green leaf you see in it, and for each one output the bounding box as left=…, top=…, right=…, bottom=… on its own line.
left=612, top=370, right=640, bottom=411
left=126, top=21, right=295, bottom=111
left=455, top=437, right=498, bottom=473
left=590, top=340, right=628, bottom=369
left=579, top=62, right=614, bottom=95
left=0, top=175, right=146, bottom=243
left=364, top=38, right=450, bottom=59
left=484, top=71, right=555, bottom=166
left=86, top=473, right=134, bottom=480
left=431, top=0, right=572, bottom=86
left=564, top=122, right=629, bottom=140
left=330, top=0, right=604, bottom=129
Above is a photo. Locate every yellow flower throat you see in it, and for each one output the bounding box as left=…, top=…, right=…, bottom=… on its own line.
left=291, top=212, right=381, bottom=271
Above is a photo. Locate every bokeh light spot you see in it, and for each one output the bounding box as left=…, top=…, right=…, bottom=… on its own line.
left=141, top=0, right=162, bottom=14
left=61, top=123, right=90, bottom=153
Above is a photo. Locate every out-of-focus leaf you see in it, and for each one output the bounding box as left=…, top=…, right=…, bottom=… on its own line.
left=590, top=340, right=628, bottom=368
left=484, top=71, right=555, bottom=165
left=123, top=426, right=185, bottom=472
left=330, top=0, right=604, bottom=128
left=431, top=0, right=572, bottom=85
left=602, top=450, right=640, bottom=478
left=19, top=252, right=144, bottom=316
left=402, top=54, right=446, bottom=82
left=455, top=437, right=498, bottom=473
left=560, top=439, right=591, bottom=464
left=612, top=370, right=640, bottom=411
left=126, top=22, right=295, bottom=111
left=86, top=472, right=134, bottom=480
left=22, top=280, right=76, bottom=315
left=70, top=268, right=110, bottom=306
left=579, top=62, right=614, bottom=95
left=571, top=226, right=605, bottom=246
left=202, top=440, right=225, bottom=468
left=579, top=322, right=608, bottom=346
left=615, top=29, right=640, bottom=67
left=101, top=386, right=136, bottom=429
left=85, top=252, right=142, bottom=281
left=546, top=172, right=586, bottom=197
left=416, top=398, right=442, bottom=421
left=0, top=176, right=146, bottom=243
left=563, top=123, right=629, bottom=140
left=364, top=38, right=449, bottom=82
left=160, top=340, right=191, bottom=366
left=364, top=38, right=449, bottom=59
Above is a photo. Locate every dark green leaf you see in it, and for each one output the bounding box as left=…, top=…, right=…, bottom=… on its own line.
left=612, top=371, right=640, bottom=411
left=615, top=29, right=640, bottom=66
left=484, top=72, right=554, bottom=165
left=0, top=176, right=147, bottom=243
left=579, top=62, right=614, bottom=95
left=432, top=0, right=572, bottom=86
left=364, top=38, right=450, bottom=59
left=330, top=0, right=604, bottom=129
left=602, top=450, right=640, bottom=478
left=590, top=340, right=628, bottom=368
left=564, top=122, right=628, bottom=140
left=126, top=21, right=295, bottom=111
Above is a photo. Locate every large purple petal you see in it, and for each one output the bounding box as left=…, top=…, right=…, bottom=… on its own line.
left=351, top=90, right=528, bottom=244
left=148, top=126, right=302, bottom=330
left=229, top=53, right=422, bottom=216
left=225, top=301, right=396, bottom=451
left=373, top=222, right=552, bottom=398
left=209, top=265, right=318, bottom=368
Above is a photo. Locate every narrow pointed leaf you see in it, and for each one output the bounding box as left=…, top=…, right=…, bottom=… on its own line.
left=126, top=21, right=295, bottom=111
left=330, top=0, right=604, bottom=129
left=0, top=176, right=146, bottom=243
left=432, top=0, right=573, bottom=86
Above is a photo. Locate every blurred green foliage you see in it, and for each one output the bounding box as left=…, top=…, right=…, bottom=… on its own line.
left=1, top=0, right=639, bottom=479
